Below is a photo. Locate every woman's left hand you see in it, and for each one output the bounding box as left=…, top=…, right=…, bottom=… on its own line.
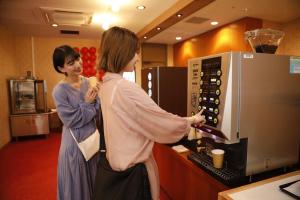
left=85, top=83, right=100, bottom=104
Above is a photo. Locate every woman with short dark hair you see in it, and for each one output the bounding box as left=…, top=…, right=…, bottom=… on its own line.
left=52, top=45, right=100, bottom=200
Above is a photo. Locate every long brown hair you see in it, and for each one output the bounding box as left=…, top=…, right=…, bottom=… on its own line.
left=98, top=26, right=139, bottom=73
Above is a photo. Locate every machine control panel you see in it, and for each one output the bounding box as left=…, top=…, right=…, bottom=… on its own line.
left=198, top=57, right=222, bottom=127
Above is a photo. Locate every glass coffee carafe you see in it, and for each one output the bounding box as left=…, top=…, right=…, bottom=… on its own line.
left=245, top=28, right=285, bottom=54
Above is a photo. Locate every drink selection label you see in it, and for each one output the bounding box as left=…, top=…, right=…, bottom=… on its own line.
left=290, top=56, right=300, bottom=74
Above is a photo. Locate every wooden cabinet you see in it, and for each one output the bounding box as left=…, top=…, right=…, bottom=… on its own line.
left=48, top=111, right=62, bottom=132
left=153, top=143, right=229, bottom=200
left=10, top=113, right=49, bottom=138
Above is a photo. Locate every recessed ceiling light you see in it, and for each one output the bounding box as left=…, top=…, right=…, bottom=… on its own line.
left=52, top=23, right=58, bottom=27
left=156, top=27, right=161, bottom=31
left=111, top=4, right=120, bottom=12
left=176, top=36, right=182, bottom=41
left=177, top=14, right=182, bottom=18
left=143, top=36, right=147, bottom=39
left=137, top=5, right=146, bottom=10
left=211, top=21, right=218, bottom=26
left=102, top=22, right=110, bottom=30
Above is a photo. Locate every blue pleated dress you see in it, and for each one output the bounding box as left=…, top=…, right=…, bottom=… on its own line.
left=52, top=77, right=99, bottom=200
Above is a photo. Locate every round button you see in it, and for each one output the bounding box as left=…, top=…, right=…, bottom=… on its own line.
left=215, top=99, right=219, bottom=105
left=217, top=70, right=222, bottom=76
left=200, top=80, right=203, bottom=85
left=214, top=108, right=219, bottom=115
left=213, top=118, right=218, bottom=124
left=216, top=80, right=221, bottom=86
left=198, top=97, right=202, bottom=102
left=216, top=89, right=220, bottom=95
left=199, top=89, right=203, bottom=93
left=198, top=105, right=202, bottom=111
left=200, top=71, right=204, bottom=77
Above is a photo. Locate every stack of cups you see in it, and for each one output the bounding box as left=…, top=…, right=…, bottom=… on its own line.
left=211, top=149, right=225, bottom=168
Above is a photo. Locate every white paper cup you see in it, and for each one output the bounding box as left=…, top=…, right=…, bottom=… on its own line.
left=88, top=76, right=98, bottom=87
left=211, top=149, right=225, bottom=168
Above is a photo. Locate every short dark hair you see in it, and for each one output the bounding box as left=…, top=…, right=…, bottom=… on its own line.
left=98, top=26, right=140, bottom=73
left=52, top=45, right=80, bottom=74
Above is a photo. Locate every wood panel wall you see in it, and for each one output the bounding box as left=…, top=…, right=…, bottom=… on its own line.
left=276, top=18, right=300, bottom=56
left=0, top=33, right=101, bottom=148
left=0, top=26, right=19, bottom=148
left=142, top=43, right=167, bottom=68
left=33, top=37, right=100, bottom=109
left=173, top=17, right=263, bottom=66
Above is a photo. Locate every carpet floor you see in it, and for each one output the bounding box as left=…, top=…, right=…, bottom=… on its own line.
left=0, top=132, right=170, bottom=200
left=0, top=133, right=60, bottom=200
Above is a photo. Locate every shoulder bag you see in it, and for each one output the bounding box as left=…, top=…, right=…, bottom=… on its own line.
left=69, top=118, right=100, bottom=161
left=93, top=108, right=152, bottom=200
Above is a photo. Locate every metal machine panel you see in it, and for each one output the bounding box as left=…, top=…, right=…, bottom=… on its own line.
left=238, top=52, right=300, bottom=175
left=187, top=51, right=300, bottom=178
left=187, top=52, right=239, bottom=143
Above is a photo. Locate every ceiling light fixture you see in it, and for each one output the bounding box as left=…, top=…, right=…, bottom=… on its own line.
left=177, top=14, right=182, bottom=18
left=136, top=5, right=146, bottom=10
left=91, top=14, right=102, bottom=24
left=102, top=22, right=110, bottom=30
left=103, top=0, right=129, bottom=12
left=51, top=23, right=58, bottom=27
left=176, top=36, right=182, bottom=41
left=111, top=4, right=120, bottom=12
left=211, top=21, right=218, bottom=26
left=156, top=27, right=161, bottom=31
left=143, top=36, right=147, bottom=39
left=92, top=13, right=117, bottom=30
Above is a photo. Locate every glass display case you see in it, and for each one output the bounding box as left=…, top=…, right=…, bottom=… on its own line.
left=8, top=79, right=47, bottom=114
left=8, top=79, right=49, bottom=138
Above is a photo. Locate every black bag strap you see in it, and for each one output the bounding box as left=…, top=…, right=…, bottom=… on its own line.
left=95, top=106, right=106, bottom=154
left=93, top=105, right=152, bottom=200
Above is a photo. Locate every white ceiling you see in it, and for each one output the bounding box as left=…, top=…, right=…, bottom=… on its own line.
left=149, top=0, right=300, bottom=44
left=0, top=0, right=177, bottom=39
left=0, top=0, right=300, bottom=44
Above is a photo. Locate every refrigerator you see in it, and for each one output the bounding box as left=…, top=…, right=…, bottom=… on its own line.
left=141, top=67, right=187, bottom=117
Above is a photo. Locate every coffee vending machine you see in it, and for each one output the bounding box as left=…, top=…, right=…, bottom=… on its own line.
left=187, top=51, right=300, bottom=186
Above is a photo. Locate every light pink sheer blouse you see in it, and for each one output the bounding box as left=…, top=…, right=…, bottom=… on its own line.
left=99, top=72, right=190, bottom=200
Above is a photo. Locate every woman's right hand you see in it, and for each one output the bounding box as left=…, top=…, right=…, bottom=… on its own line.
left=187, top=109, right=206, bottom=127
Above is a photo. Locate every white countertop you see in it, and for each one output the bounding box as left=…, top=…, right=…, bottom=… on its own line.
left=218, top=170, right=300, bottom=200
left=229, top=174, right=299, bottom=200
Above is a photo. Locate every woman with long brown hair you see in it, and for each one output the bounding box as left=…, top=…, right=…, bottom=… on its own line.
left=95, top=27, right=205, bottom=200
